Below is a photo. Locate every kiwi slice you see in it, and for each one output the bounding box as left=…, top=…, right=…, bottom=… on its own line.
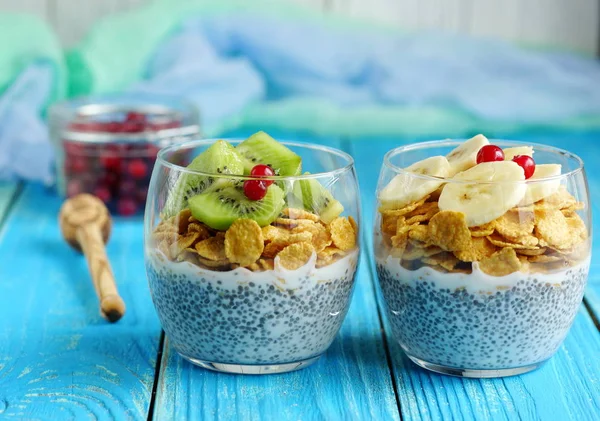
left=236, top=131, right=302, bottom=176
left=163, top=140, right=245, bottom=217
left=291, top=176, right=344, bottom=224
left=188, top=184, right=285, bottom=230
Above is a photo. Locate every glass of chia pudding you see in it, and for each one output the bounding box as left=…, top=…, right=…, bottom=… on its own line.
left=145, top=132, right=360, bottom=374
left=374, top=135, right=591, bottom=378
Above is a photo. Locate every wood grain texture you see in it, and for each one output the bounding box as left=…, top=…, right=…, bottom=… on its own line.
left=349, top=134, right=600, bottom=421
left=151, top=134, right=401, bottom=421
left=0, top=184, right=161, bottom=420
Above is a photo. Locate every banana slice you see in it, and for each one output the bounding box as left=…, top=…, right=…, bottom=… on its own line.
left=379, top=156, right=451, bottom=210
left=446, top=134, right=489, bottom=175
left=504, top=146, right=534, bottom=161
left=439, top=161, right=527, bottom=227
left=518, top=164, right=562, bottom=206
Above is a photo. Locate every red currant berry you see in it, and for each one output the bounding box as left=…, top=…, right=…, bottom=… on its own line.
left=476, top=145, right=504, bottom=164
left=512, top=155, right=536, bottom=179
left=117, top=198, right=138, bottom=216
left=243, top=180, right=267, bottom=201
left=250, top=164, right=275, bottom=186
left=127, top=159, right=148, bottom=179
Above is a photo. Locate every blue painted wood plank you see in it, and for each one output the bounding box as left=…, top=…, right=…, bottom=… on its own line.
left=0, top=182, right=18, bottom=224
left=0, top=184, right=161, bottom=420
left=350, top=134, right=600, bottom=421
left=152, top=136, right=401, bottom=421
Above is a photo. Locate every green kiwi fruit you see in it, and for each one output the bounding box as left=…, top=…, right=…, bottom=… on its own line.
left=291, top=175, right=344, bottom=223
left=163, top=140, right=245, bottom=217
left=188, top=184, right=285, bottom=230
left=236, top=131, right=302, bottom=176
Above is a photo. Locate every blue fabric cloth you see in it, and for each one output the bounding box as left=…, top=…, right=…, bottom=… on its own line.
left=3, top=13, right=600, bottom=182
left=0, top=63, right=54, bottom=183
left=135, top=16, right=600, bottom=126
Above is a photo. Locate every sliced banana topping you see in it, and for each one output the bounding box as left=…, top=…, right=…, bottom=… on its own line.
left=518, top=164, right=562, bottom=206
left=379, top=156, right=451, bottom=210
left=504, top=146, right=534, bottom=161
left=439, top=161, right=527, bottom=227
left=446, top=134, right=489, bottom=176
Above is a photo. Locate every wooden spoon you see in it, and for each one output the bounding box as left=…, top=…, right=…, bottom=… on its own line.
left=59, top=194, right=126, bottom=322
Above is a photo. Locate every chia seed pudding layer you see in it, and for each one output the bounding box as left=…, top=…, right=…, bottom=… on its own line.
left=376, top=255, right=590, bottom=370
left=147, top=249, right=359, bottom=365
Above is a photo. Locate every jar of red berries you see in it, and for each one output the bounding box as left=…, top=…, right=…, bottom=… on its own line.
left=50, top=94, right=200, bottom=216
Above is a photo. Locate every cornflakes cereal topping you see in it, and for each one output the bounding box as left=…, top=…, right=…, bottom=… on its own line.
left=379, top=141, right=589, bottom=276
left=152, top=206, right=358, bottom=272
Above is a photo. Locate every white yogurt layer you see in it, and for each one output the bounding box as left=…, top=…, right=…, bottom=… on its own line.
left=149, top=248, right=359, bottom=290
left=377, top=254, right=591, bottom=293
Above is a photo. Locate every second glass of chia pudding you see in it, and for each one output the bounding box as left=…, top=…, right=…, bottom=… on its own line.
left=374, top=136, right=591, bottom=378
left=144, top=132, right=361, bottom=374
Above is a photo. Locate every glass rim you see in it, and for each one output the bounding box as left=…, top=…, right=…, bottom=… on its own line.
left=383, top=139, right=585, bottom=185
left=156, top=138, right=355, bottom=180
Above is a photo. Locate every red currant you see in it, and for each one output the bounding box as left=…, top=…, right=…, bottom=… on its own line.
left=250, top=164, right=275, bottom=186
left=127, top=159, right=148, bottom=179
left=476, top=145, right=504, bottom=164
left=243, top=180, right=267, bottom=201
left=512, top=155, right=536, bottom=179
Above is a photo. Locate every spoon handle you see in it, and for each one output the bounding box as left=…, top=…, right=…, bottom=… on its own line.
left=76, top=224, right=126, bottom=322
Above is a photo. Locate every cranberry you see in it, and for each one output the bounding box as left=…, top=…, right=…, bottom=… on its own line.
left=105, top=122, right=123, bottom=133
left=118, top=180, right=137, bottom=196
left=127, top=159, right=148, bottom=179
left=66, top=179, right=84, bottom=197
left=243, top=180, right=268, bottom=201
left=94, top=186, right=112, bottom=203
left=99, top=172, right=119, bottom=189
left=68, top=156, right=88, bottom=174
left=126, top=112, right=146, bottom=123
left=122, top=121, right=145, bottom=133
left=137, top=186, right=149, bottom=204
left=64, top=141, right=86, bottom=156
left=512, top=155, right=536, bottom=179
left=476, top=145, right=504, bottom=164
left=100, top=153, right=121, bottom=171
left=250, top=164, right=275, bottom=186
left=117, top=198, right=138, bottom=216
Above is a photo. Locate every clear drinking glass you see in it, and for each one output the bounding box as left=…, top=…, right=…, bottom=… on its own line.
left=145, top=139, right=361, bottom=374
left=374, top=140, right=591, bottom=378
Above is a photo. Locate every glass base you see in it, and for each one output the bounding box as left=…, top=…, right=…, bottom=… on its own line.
left=406, top=354, right=546, bottom=378
left=179, top=353, right=321, bottom=375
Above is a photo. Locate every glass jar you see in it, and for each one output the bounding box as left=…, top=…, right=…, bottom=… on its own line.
left=374, top=139, right=591, bottom=378
left=49, top=93, right=200, bottom=216
left=144, top=138, right=361, bottom=374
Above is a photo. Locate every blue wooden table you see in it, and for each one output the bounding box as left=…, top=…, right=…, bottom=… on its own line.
left=1, top=133, right=599, bottom=421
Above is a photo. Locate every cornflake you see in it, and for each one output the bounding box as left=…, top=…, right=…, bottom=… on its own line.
left=534, top=209, right=576, bottom=250
left=282, top=208, right=320, bottom=222
left=225, top=219, right=264, bottom=266
left=469, top=221, right=496, bottom=237
left=329, top=217, right=356, bottom=251
left=195, top=233, right=227, bottom=261
left=428, top=211, right=471, bottom=252
left=495, top=210, right=534, bottom=241
left=422, top=252, right=459, bottom=271
left=454, top=237, right=497, bottom=262
left=169, top=232, right=200, bottom=260
left=479, top=247, right=521, bottom=276
left=278, top=242, right=315, bottom=270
